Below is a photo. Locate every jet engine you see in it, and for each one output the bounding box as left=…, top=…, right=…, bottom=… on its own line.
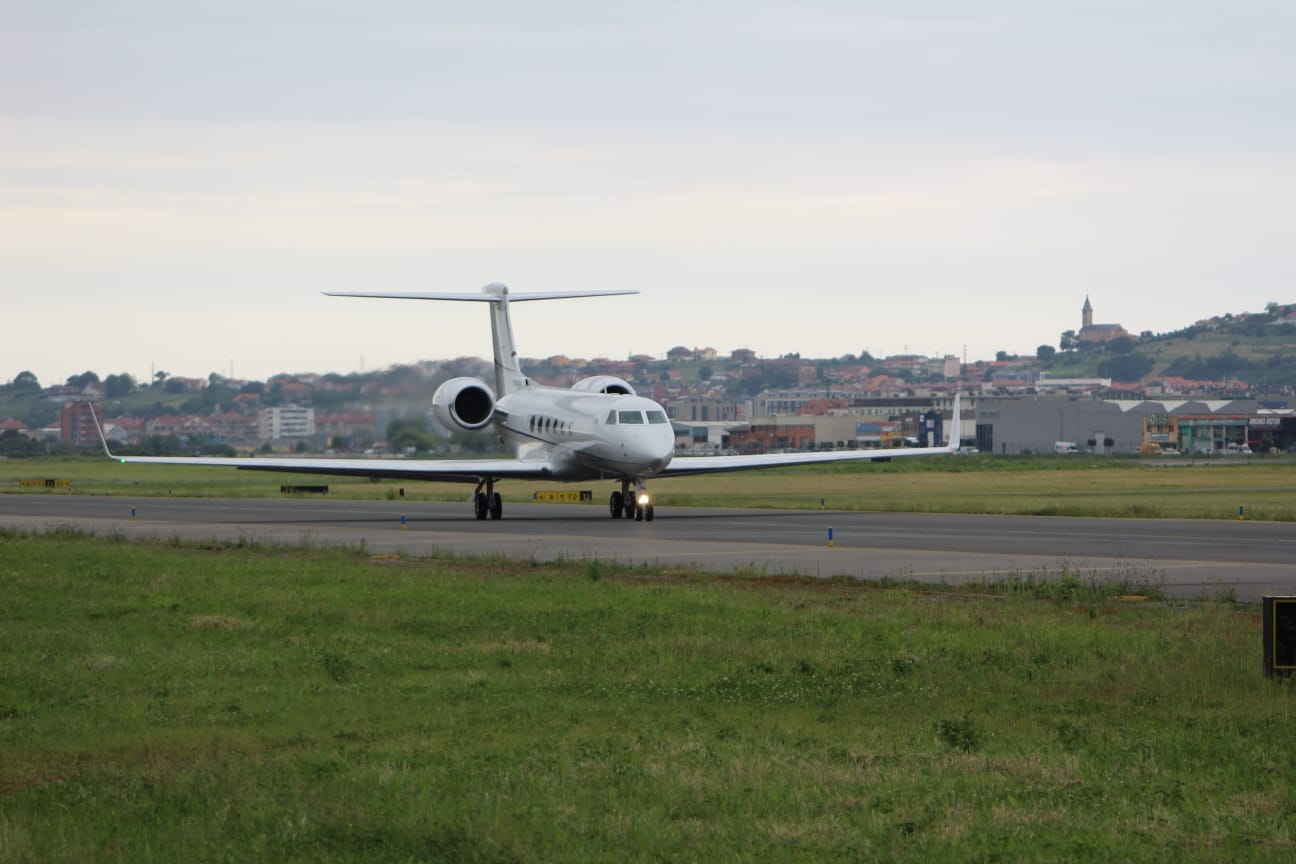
left=431, top=377, right=496, bottom=431
left=570, top=375, right=637, bottom=396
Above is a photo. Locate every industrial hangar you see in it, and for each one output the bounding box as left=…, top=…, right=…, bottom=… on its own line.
left=973, top=396, right=1296, bottom=455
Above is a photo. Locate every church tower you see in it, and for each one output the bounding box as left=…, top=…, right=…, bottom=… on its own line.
left=1082, top=295, right=1093, bottom=329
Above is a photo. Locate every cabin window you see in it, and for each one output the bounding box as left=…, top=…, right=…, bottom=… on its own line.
left=646, top=410, right=668, bottom=424
left=618, top=410, right=645, bottom=424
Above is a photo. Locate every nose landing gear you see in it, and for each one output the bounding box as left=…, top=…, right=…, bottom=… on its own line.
left=610, top=479, right=654, bottom=521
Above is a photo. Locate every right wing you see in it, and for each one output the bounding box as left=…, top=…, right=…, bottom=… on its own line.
left=101, top=453, right=558, bottom=484
left=92, top=408, right=555, bottom=483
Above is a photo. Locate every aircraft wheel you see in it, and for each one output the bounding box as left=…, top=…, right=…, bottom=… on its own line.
left=610, top=491, right=624, bottom=518
left=645, top=504, right=655, bottom=522
left=634, top=504, right=643, bottom=522
left=473, top=492, right=488, bottom=520
left=489, top=492, right=503, bottom=520
left=623, top=500, right=635, bottom=519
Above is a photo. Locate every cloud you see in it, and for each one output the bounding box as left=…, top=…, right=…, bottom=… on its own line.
left=3, top=3, right=1295, bottom=384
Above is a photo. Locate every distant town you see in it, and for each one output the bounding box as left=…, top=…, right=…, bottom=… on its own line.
left=5, top=298, right=1296, bottom=458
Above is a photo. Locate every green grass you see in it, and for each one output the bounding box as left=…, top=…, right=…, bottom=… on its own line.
left=1, top=531, right=1294, bottom=862
left=1143, top=329, right=1292, bottom=368
left=13, top=454, right=1296, bottom=521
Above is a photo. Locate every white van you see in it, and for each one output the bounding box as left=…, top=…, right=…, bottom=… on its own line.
left=1054, top=441, right=1080, bottom=455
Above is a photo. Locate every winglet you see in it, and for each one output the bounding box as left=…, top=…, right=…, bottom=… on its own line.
left=948, top=392, right=961, bottom=453
left=87, top=403, right=121, bottom=461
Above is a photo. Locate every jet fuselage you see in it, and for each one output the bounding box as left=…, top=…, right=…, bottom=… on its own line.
left=495, top=389, right=675, bottom=481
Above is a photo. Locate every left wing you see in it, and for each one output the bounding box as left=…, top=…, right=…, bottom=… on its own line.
left=664, top=392, right=961, bottom=477
left=661, top=441, right=955, bottom=477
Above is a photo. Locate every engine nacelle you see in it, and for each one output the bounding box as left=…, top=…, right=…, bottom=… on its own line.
left=570, top=375, right=637, bottom=396
left=431, top=377, right=496, bottom=431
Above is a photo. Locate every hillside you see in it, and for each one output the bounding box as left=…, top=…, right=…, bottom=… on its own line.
left=1040, top=308, right=1296, bottom=390
left=6, top=304, right=1296, bottom=438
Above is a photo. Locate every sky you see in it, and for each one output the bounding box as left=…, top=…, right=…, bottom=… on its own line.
left=3, top=1, right=1295, bottom=387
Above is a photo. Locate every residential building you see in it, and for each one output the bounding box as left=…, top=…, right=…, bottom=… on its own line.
left=316, top=411, right=378, bottom=446
left=103, top=416, right=146, bottom=444
left=666, top=397, right=740, bottom=423
left=665, top=346, right=694, bottom=361
left=59, top=402, right=105, bottom=448
left=259, top=404, right=316, bottom=440
left=207, top=411, right=261, bottom=444
left=146, top=415, right=206, bottom=440
left=0, top=419, right=29, bottom=436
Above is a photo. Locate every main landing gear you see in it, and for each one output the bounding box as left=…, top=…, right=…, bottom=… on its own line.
left=609, top=479, right=654, bottom=522
left=473, top=479, right=502, bottom=520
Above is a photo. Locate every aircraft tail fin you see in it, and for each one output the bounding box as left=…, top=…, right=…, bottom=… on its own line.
left=325, top=284, right=638, bottom=396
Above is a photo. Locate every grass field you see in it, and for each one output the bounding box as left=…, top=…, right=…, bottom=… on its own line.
left=6, top=454, right=1296, bottom=521
left=1, top=532, right=1292, bottom=862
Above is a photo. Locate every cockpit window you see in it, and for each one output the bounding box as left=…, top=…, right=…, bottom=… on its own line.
left=606, top=410, right=617, bottom=425
left=617, top=410, right=645, bottom=424
left=645, top=410, right=668, bottom=424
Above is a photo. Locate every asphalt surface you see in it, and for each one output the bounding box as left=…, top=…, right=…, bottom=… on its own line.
left=3, top=494, right=1294, bottom=601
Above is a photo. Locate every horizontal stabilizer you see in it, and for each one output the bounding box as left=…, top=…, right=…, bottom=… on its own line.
left=324, top=282, right=638, bottom=397
left=325, top=285, right=638, bottom=303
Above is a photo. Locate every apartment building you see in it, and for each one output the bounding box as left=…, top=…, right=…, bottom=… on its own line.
left=259, top=404, right=315, bottom=440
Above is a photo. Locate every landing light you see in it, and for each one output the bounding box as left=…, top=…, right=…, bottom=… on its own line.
left=637, top=493, right=650, bottom=506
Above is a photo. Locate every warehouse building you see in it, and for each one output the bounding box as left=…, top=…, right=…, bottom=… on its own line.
left=974, top=397, right=1296, bottom=454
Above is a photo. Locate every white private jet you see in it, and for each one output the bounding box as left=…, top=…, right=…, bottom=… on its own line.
left=97, top=283, right=959, bottom=521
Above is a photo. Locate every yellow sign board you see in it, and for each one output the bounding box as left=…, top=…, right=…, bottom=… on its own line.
left=533, top=489, right=593, bottom=503
left=1267, top=597, right=1296, bottom=674
left=19, top=479, right=72, bottom=489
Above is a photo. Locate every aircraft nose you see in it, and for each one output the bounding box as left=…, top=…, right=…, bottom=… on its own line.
left=624, top=430, right=674, bottom=474
left=646, top=453, right=672, bottom=473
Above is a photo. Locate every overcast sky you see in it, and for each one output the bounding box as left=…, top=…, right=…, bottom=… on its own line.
left=4, top=1, right=1294, bottom=387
